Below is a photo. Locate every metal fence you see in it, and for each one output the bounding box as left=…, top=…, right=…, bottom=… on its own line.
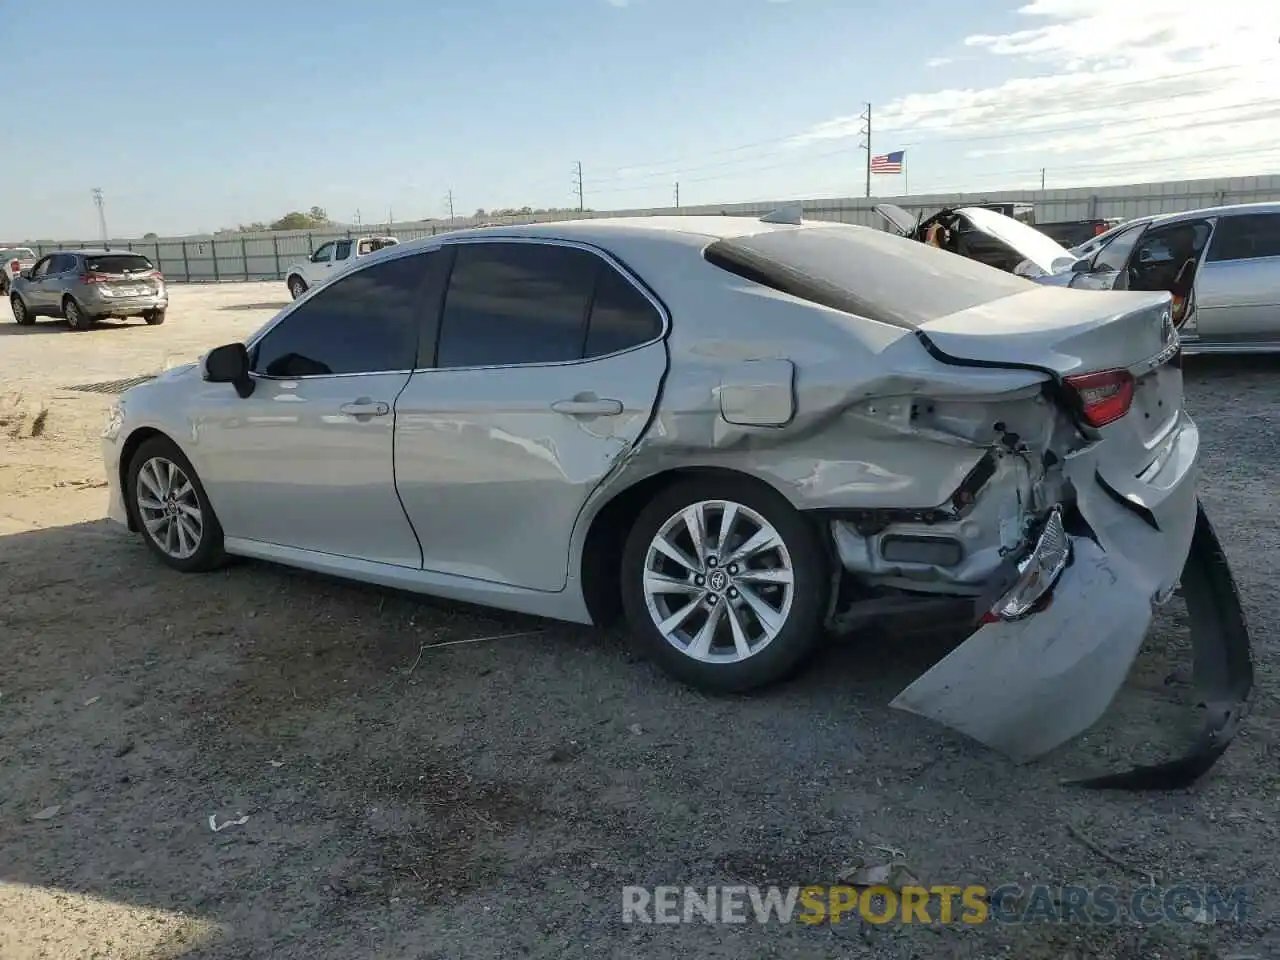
left=19, top=173, right=1280, bottom=284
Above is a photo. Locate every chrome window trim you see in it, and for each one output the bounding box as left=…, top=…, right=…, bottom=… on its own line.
left=243, top=235, right=671, bottom=381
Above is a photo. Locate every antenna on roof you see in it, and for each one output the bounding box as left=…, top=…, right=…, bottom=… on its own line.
left=759, top=202, right=803, bottom=225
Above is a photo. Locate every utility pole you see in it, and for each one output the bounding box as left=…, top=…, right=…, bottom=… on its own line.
left=572, top=161, right=584, bottom=212
left=355, top=208, right=362, bottom=227
left=1040, top=168, right=1046, bottom=190
left=857, top=104, right=872, bottom=199
left=674, top=181, right=680, bottom=208
left=444, top=190, right=455, bottom=222
left=91, top=188, right=108, bottom=247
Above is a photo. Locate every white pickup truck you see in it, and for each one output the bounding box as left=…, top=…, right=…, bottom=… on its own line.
left=0, top=246, right=37, bottom=296
left=284, top=236, right=399, bottom=299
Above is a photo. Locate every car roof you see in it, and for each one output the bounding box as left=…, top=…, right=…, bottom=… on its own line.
left=1145, top=201, right=1280, bottom=228
left=394, top=215, right=836, bottom=254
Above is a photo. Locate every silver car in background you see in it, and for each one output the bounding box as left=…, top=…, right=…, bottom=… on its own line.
left=1039, top=202, right=1280, bottom=353
left=8, top=249, right=168, bottom=329
left=100, top=213, right=1252, bottom=787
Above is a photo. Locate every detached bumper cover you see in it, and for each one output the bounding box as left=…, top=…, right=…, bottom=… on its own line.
left=888, top=424, right=1252, bottom=790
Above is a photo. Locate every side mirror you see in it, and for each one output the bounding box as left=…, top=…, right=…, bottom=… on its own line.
left=1070, top=258, right=1092, bottom=274
left=202, top=342, right=255, bottom=398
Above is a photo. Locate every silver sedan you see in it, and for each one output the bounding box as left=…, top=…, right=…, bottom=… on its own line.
left=101, top=213, right=1252, bottom=784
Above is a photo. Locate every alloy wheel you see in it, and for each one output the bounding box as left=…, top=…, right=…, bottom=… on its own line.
left=135, top=456, right=204, bottom=559
left=641, top=499, right=795, bottom=664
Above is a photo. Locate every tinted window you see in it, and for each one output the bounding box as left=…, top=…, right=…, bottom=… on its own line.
left=311, top=242, right=334, bottom=262
left=51, top=254, right=78, bottom=273
left=252, top=253, right=428, bottom=377
left=1092, top=223, right=1145, bottom=273
left=584, top=266, right=662, bottom=357
left=1206, top=213, right=1280, bottom=262
left=334, top=239, right=352, bottom=261
left=86, top=253, right=153, bottom=274
left=436, top=242, right=598, bottom=368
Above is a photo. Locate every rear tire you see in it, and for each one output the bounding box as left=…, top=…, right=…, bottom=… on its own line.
left=125, top=435, right=227, bottom=573
left=288, top=276, right=307, bottom=299
left=63, top=297, right=91, bottom=330
left=620, top=476, right=829, bottom=694
left=143, top=309, right=166, bottom=325
left=10, top=294, right=33, bottom=325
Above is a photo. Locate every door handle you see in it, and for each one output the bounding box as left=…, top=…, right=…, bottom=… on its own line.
left=339, top=398, right=390, bottom=417
left=551, top=397, right=623, bottom=416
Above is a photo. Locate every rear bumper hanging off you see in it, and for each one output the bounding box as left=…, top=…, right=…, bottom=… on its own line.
left=888, top=499, right=1252, bottom=791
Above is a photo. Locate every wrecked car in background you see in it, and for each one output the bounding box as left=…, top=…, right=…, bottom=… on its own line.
left=875, top=202, right=1078, bottom=276
left=101, top=211, right=1252, bottom=789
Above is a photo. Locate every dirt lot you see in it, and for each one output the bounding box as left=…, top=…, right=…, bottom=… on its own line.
left=1, top=282, right=1277, bottom=959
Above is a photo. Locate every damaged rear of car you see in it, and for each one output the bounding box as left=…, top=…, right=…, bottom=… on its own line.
left=679, top=221, right=1251, bottom=788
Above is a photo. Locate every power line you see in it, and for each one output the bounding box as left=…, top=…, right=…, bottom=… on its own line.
left=577, top=98, right=1279, bottom=197
left=560, top=60, right=1277, bottom=184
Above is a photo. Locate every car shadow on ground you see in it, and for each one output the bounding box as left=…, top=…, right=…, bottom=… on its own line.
left=1, top=518, right=1273, bottom=959
left=0, top=320, right=149, bottom=336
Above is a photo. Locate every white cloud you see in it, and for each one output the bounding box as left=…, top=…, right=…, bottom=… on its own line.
left=925, top=57, right=952, bottom=68
left=793, top=0, right=1280, bottom=188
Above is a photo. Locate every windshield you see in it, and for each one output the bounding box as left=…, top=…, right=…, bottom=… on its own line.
left=958, top=206, right=1070, bottom=271
left=1, top=248, right=35, bottom=260
left=1067, top=219, right=1145, bottom=258
left=86, top=254, right=154, bottom=274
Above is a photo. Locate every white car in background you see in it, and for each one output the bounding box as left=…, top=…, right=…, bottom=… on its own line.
left=284, top=235, right=398, bottom=299
left=0, top=246, right=37, bottom=296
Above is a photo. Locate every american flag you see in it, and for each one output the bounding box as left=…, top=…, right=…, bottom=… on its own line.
left=870, top=150, right=905, bottom=174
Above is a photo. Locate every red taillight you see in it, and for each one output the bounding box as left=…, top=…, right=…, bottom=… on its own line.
left=8, top=259, right=19, bottom=273
left=1094, top=223, right=1107, bottom=235
left=149, top=270, right=164, bottom=281
left=79, top=273, right=109, bottom=284
left=1064, top=368, right=1135, bottom=427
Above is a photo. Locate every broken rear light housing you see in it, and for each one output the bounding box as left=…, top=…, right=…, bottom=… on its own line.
left=981, top=507, right=1071, bottom=623
left=1064, top=368, right=1135, bottom=427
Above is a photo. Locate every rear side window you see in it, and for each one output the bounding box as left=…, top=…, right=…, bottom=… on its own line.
left=334, top=239, right=353, bottom=261
left=87, top=254, right=153, bottom=274
left=252, top=253, right=429, bottom=377
left=436, top=242, right=599, bottom=368
left=704, top=226, right=1031, bottom=330
left=1205, top=213, right=1280, bottom=263
left=584, top=265, right=663, bottom=358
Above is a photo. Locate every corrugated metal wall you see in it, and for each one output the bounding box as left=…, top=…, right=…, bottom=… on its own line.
left=22, top=174, right=1280, bottom=283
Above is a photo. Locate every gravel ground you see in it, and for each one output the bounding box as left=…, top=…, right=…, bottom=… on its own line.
left=0, top=282, right=1277, bottom=959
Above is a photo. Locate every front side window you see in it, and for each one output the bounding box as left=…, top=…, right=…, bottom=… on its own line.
left=435, top=242, right=600, bottom=368
left=334, top=239, right=353, bottom=261
left=31, top=257, right=52, bottom=278
left=311, top=242, right=335, bottom=263
left=252, top=253, right=429, bottom=377
left=1091, top=223, right=1146, bottom=273
left=1205, top=213, right=1280, bottom=263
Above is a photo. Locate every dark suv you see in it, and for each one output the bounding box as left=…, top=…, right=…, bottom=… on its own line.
left=9, top=250, right=168, bottom=329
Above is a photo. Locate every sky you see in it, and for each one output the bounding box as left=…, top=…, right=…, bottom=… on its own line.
left=3, top=0, right=1278, bottom=240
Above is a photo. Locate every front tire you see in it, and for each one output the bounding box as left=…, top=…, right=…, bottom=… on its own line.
left=10, top=294, right=33, bottom=325
left=125, top=435, right=227, bottom=573
left=288, top=276, right=307, bottom=299
left=143, top=309, right=166, bottom=325
left=620, top=477, right=829, bottom=694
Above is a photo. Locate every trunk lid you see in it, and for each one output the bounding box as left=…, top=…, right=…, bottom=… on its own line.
left=919, top=286, right=1184, bottom=479
left=85, top=253, right=161, bottom=296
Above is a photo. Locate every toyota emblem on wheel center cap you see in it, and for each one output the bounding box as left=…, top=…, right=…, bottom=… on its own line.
left=708, top=570, right=729, bottom=592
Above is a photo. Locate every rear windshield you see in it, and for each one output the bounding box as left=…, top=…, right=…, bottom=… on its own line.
left=703, top=225, right=1032, bottom=329
left=86, top=254, right=154, bottom=274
